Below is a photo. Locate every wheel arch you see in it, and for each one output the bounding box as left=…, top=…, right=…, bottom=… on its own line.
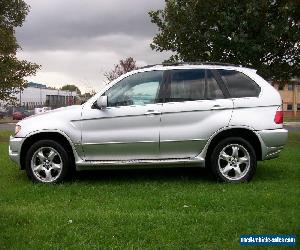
left=20, top=131, right=76, bottom=170
left=204, top=127, right=262, bottom=167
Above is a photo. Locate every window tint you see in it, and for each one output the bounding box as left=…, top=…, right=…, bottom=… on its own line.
left=218, top=70, right=260, bottom=98
left=206, top=70, right=224, bottom=99
left=105, top=71, right=162, bottom=107
left=288, top=84, right=293, bottom=91
left=169, top=69, right=205, bottom=102
left=297, top=103, right=300, bottom=111
left=166, top=69, right=224, bottom=102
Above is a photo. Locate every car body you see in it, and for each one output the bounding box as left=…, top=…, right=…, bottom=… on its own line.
left=9, top=63, right=288, bottom=183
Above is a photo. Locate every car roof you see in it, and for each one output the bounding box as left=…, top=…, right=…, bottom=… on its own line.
left=136, top=62, right=257, bottom=74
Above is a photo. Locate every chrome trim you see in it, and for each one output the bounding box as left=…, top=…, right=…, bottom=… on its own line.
left=232, top=104, right=279, bottom=109
left=80, top=138, right=203, bottom=146
left=73, top=113, right=148, bottom=122
left=161, top=138, right=203, bottom=142
left=161, top=108, right=231, bottom=115
left=81, top=140, right=157, bottom=146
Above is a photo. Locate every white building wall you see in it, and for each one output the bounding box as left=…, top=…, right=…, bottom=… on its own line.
left=15, top=87, right=77, bottom=106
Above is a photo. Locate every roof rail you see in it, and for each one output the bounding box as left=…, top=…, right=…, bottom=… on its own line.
left=138, top=64, right=159, bottom=69
left=139, top=61, right=246, bottom=69
left=162, top=61, right=243, bottom=67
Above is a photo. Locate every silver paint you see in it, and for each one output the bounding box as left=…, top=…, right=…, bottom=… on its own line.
left=9, top=65, right=288, bottom=171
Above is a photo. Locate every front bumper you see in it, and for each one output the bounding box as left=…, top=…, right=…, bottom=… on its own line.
left=257, top=128, right=288, bottom=160
left=9, top=136, right=25, bottom=167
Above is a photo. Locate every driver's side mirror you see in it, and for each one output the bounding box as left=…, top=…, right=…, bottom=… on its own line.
left=96, top=96, right=108, bottom=109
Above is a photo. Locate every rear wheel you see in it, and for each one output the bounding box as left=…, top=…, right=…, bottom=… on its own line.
left=210, top=137, right=256, bottom=182
left=25, top=140, right=72, bottom=183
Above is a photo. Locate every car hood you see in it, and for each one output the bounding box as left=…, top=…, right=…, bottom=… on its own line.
left=17, top=105, right=83, bottom=137
left=24, top=105, right=82, bottom=120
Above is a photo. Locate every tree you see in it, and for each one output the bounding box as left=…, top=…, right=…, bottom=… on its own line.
left=0, top=0, right=40, bottom=103
left=149, top=0, right=299, bottom=81
left=61, top=84, right=81, bottom=95
left=104, top=57, right=138, bottom=82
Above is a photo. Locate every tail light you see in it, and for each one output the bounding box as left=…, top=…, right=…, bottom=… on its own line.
left=274, top=105, right=283, bottom=124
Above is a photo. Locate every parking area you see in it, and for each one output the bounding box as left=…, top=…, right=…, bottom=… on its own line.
left=0, top=123, right=15, bottom=131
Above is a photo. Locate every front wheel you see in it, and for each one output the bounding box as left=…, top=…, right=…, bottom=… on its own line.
left=210, top=137, right=256, bottom=183
left=25, top=140, right=73, bottom=183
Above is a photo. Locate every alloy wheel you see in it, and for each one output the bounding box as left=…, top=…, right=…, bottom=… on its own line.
left=218, top=144, right=250, bottom=181
left=31, top=147, right=63, bottom=183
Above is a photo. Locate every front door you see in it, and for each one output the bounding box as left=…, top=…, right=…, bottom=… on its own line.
left=81, top=70, right=164, bottom=161
left=160, top=68, right=234, bottom=158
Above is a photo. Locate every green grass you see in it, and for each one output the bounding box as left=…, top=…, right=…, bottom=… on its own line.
left=284, top=116, right=300, bottom=122
left=0, top=131, right=299, bottom=249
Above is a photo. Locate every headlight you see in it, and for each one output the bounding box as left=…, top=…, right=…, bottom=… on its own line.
left=15, top=125, right=21, bottom=135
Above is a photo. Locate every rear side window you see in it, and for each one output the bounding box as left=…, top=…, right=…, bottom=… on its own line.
left=217, top=70, right=260, bottom=98
left=164, top=69, right=224, bottom=102
left=169, top=69, right=206, bottom=102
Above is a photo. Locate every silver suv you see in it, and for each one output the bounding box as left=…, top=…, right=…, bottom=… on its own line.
left=9, top=63, right=288, bottom=183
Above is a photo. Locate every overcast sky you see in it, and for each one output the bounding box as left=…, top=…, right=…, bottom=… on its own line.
left=16, top=0, right=170, bottom=93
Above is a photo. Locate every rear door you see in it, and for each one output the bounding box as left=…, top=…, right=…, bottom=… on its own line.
left=159, top=68, right=234, bottom=159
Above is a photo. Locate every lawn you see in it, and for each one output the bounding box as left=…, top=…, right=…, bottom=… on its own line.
left=284, top=116, right=300, bottom=122
left=0, top=131, right=299, bottom=249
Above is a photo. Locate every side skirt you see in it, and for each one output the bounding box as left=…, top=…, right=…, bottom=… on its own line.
left=75, top=157, right=205, bottom=171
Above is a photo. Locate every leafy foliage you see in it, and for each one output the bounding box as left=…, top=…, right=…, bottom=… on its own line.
left=61, top=84, right=81, bottom=95
left=0, top=0, right=40, bottom=103
left=104, top=57, right=138, bottom=82
left=149, top=0, right=300, bottom=81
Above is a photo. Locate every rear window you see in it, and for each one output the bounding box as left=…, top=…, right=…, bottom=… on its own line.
left=217, top=70, right=260, bottom=98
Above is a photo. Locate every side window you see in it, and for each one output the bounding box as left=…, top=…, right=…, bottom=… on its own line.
left=206, top=70, right=224, bottom=99
left=168, top=69, right=205, bottom=102
left=166, top=69, right=224, bottom=102
left=218, top=69, right=260, bottom=98
left=105, top=71, right=163, bottom=107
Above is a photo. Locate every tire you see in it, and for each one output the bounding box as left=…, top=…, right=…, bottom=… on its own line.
left=210, top=137, right=256, bottom=183
left=25, top=140, right=73, bottom=183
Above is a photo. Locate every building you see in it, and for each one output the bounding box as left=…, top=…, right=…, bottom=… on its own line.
left=17, top=82, right=77, bottom=109
left=272, top=78, right=300, bottom=116
left=0, top=82, right=78, bottom=111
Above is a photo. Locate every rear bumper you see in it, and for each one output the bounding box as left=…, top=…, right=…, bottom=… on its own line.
left=9, top=136, right=25, bottom=167
left=257, top=128, right=288, bottom=160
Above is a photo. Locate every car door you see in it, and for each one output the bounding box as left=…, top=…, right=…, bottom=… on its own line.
left=81, top=70, right=164, bottom=161
left=160, top=68, right=234, bottom=159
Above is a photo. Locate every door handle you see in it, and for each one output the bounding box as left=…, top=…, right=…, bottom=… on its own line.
left=210, top=105, right=225, bottom=110
left=144, top=110, right=161, bottom=115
